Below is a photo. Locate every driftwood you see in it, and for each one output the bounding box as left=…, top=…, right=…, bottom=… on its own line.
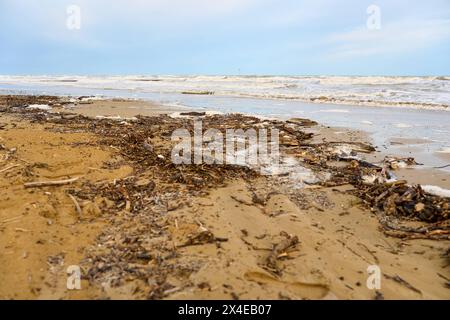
left=0, top=164, right=20, bottom=174
left=24, top=177, right=80, bottom=188
left=178, top=226, right=228, bottom=248
left=68, top=194, right=82, bottom=217
left=265, top=233, right=299, bottom=274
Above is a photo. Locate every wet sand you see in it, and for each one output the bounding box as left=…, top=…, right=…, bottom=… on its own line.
left=68, top=99, right=184, bottom=118
left=0, top=95, right=449, bottom=300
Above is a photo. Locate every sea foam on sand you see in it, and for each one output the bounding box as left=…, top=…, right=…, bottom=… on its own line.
left=27, top=104, right=51, bottom=111
left=422, top=185, right=450, bottom=198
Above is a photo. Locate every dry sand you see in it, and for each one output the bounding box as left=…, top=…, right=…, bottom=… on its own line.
left=0, top=96, right=448, bottom=300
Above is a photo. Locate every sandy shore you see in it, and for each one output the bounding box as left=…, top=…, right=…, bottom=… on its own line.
left=68, top=98, right=183, bottom=118
left=0, top=95, right=448, bottom=300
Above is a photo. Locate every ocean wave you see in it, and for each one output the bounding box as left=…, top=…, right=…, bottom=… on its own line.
left=0, top=75, right=449, bottom=110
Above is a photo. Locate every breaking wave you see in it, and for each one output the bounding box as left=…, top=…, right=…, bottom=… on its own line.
left=0, top=75, right=449, bottom=110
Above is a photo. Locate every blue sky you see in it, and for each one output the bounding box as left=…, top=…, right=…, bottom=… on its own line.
left=1, top=0, right=449, bottom=75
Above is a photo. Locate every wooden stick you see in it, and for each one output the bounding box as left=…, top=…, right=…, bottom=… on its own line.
left=68, top=194, right=82, bottom=217
left=384, top=274, right=422, bottom=294
left=0, top=164, right=20, bottom=174
left=24, top=177, right=79, bottom=188
left=1, top=215, right=23, bottom=224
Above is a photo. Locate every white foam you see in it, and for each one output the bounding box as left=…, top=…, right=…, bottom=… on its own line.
left=1, top=75, right=449, bottom=110
left=422, top=185, right=450, bottom=198
left=436, top=147, right=450, bottom=154
left=95, top=115, right=137, bottom=121
left=395, top=123, right=413, bottom=128
left=27, top=104, right=51, bottom=110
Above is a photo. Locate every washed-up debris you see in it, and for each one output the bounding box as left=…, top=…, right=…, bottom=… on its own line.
left=181, top=91, right=214, bottom=95
left=355, top=182, right=449, bottom=222
left=178, top=226, right=228, bottom=248
left=383, top=156, right=422, bottom=169
left=24, top=177, right=80, bottom=188
left=67, top=194, right=82, bottom=217
left=265, top=232, right=299, bottom=274
left=2, top=94, right=450, bottom=299
left=179, top=111, right=206, bottom=117
left=378, top=215, right=449, bottom=240
left=287, top=118, right=318, bottom=127
left=384, top=274, right=422, bottom=295
left=4, top=95, right=449, bottom=227
left=0, top=95, right=60, bottom=111
left=0, top=164, right=20, bottom=174
left=327, top=142, right=376, bottom=156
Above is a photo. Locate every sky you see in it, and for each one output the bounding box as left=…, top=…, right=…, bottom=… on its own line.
left=0, top=0, right=449, bottom=76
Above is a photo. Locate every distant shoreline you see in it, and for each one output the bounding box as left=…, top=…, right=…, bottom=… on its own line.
left=0, top=75, right=449, bottom=111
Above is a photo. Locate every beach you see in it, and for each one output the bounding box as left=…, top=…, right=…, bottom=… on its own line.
left=0, top=95, right=448, bottom=299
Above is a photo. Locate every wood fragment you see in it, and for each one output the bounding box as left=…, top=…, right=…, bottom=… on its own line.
left=1, top=215, right=23, bottom=224
left=24, top=177, right=79, bottom=188
left=266, top=234, right=299, bottom=274
left=178, top=226, right=228, bottom=248
left=0, top=164, right=20, bottom=174
left=357, top=242, right=379, bottom=264
left=68, top=194, right=82, bottom=217
left=337, top=240, right=372, bottom=264
left=230, top=195, right=253, bottom=206
left=384, top=274, right=422, bottom=294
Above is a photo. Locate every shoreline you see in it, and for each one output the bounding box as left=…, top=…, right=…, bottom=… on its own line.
left=0, top=94, right=449, bottom=300
left=73, top=96, right=450, bottom=187
left=1, top=74, right=450, bottom=112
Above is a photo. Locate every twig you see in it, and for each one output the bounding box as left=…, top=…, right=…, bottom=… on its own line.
left=433, top=164, right=450, bottom=169
left=24, top=177, right=79, bottom=188
left=0, top=164, right=20, bottom=174
left=337, top=239, right=372, bottom=264
left=1, top=215, right=23, bottom=224
left=357, top=242, right=379, bottom=264
left=384, top=274, right=422, bottom=295
left=230, top=195, right=253, bottom=206
left=68, top=194, right=82, bottom=217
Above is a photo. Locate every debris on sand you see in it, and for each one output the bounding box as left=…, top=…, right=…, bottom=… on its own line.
left=3, top=94, right=449, bottom=228
left=383, top=156, right=422, bottom=169
left=287, top=118, right=318, bottom=127
left=181, top=91, right=214, bottom=95
left=178, top=225, right=228, bottom=248
left=24, top=177, right=80, bottom=188
left=1, top=94, right=449, bottom=299
left=265, top=232, right=299, bottom=275
left=179, top=111, right=206, bottom=117
left=384, top=274, right=422, bottom=295
left=355, top=182, right=449, bottom=223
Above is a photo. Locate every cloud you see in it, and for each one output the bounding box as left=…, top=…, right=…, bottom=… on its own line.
left=324, top=18, right=450, bottom=58
left=1, top=0, right=450, bottom=75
